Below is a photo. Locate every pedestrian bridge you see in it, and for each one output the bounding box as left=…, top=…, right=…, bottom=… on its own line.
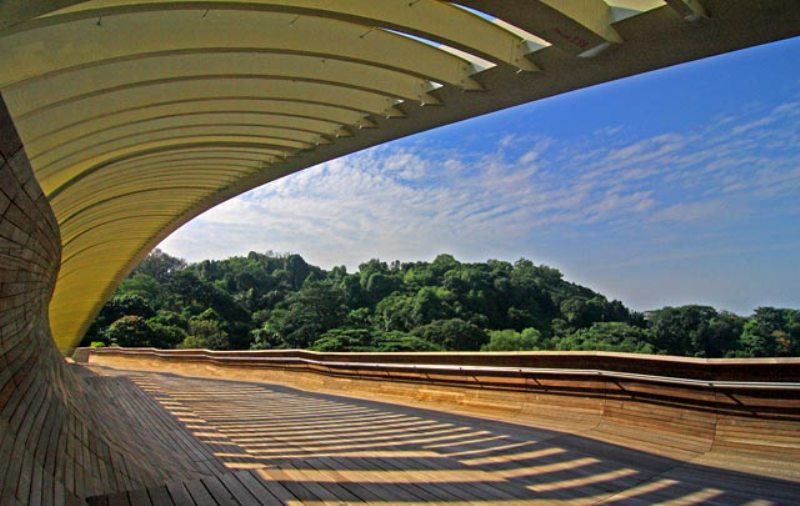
left=81, top=348, right=800, bottom=504
left=0, top=1, right=799, bottom=504
left=1, top=0, right=799, bottom=352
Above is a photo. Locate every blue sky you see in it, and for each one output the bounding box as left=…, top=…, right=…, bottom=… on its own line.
left=160, top=36, right=800, bottom=315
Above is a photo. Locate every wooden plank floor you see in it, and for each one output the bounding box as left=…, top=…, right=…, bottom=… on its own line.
left=85, top=367, right=800, bottom=505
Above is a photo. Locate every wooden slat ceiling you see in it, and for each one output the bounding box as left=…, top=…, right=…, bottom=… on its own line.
left=0, top=0, right=797, bottom=352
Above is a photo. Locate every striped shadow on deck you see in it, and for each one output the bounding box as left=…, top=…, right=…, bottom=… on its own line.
left=84, top=368, right=799, bottom=505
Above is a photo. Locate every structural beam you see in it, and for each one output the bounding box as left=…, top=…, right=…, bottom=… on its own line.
left=0, top=0, right=796, bottom=354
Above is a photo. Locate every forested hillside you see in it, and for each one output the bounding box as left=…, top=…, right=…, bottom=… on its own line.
left=81, top=249, right=800, bottom=357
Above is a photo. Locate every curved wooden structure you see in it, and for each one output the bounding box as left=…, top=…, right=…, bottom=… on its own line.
left=0, top=107, right=229, bottom=504
left=83, top=365, right=800, bottom=505
left=0, top=0, right=798, bottom=352
left=83, top=347, right=800, bottom=468
left=1, top=2, right=800, bottom=504
left=75, top=347, right=800, bottom=504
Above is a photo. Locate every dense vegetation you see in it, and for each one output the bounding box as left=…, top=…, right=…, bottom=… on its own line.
left=81, top=249, right=800, bottom=357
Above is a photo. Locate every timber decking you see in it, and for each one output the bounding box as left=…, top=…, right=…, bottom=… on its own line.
left=85, top=366, right=799, bottom=505
left=86, top=348, right=800, bottom=475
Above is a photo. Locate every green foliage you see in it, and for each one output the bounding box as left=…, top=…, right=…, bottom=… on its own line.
left=89, top=341, right=106, bottom=348
left=117, top=274, right=164, bottom=304
left=182, top=317, right=229, bottom=350
left=177, top=335, right=206, bottom=350
left=556, top=322, right=654, bottom=354
left=373, top=331, right=442, bottom=352
left=482, top=328, right=545, bottom=352
left=83, top=249, right=800, bottom=358
left=104, top=316, right=154, bottom=347
left=739, top=307, right=800, bottom=357
left=249, top=323, right=284, bottom=350
left=413, top=318, right=487, bottom=351
left=311, top=328, right=376, bottom=352
left=132, top=248, right=186, bottom=282
left=648, top=305, right=718, bottom=356
left=147, top=322, right=187, bottom=349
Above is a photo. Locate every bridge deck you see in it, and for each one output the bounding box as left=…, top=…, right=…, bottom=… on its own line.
left=83, top=366, right=799, bottom=505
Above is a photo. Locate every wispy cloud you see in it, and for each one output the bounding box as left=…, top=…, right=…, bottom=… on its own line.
left=649, top=200, right=727, bottom=223
left=159, top=95, right=800, bottom=312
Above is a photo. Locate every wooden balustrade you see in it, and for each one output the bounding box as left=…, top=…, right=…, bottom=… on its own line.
left=83, top=346, right=800, bottom=468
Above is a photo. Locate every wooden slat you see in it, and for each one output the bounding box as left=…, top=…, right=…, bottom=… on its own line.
left=217, top=473, right=261, bottom=506
left=143, top=486, right=173, bottom=506
left=243, top=470, right=297, bottom=505
left=233, top=471, right=283, bottom=505
left=182, top=479, right=216, bottom=506
left=163, top=482, right=192, bottom=506
left=80, top=365, right=800, bottom=506
left=196, top=476, right=237, bottom=505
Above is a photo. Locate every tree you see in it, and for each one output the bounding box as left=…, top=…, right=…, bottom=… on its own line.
left=411, top=287, right=453, bottom=327
left=132, top=249, right=186, bottom=282
left=705, top=311, right=745, bottom=357
left=482, top=328, right=546, bottom=352
left=262, top=281, right=347, bottom=348
left=104, top=316, right=155, bottom=347
left=413, top=318, right=488, bottom=351
left=558, top=322, right=654, bottom=354
left=375, top=293, right=416, bottom=332
left=85, top=250, right=800, bottom=358
left=249, top=311, right=287, bottom=350
left=647, top=305, right=718, bottom=356
left=739, top=307, right=800, bottom=357
left=311, top=328, right=375, bottom=352
left=431, top=254, right=459, bottom=276
left=404, top=266, right=437, bottom=289
left=284, top=254, right=311, bottom=290
left=364, top=273, right=399, bottom=305
left=506, top=259, right=560, bottom=333
left=81, top=294, right=157, bottom=346
left=346, top=307, right=372, bottom=327
left=148, top=310, right=188, bottom=330
left=117, top=273, right=164, bottom=304
left=147, top=322, right=187, bottom=349
left=182, top=316, right=229, bottom=350
left=560, top=296, right=605, bottom=329
left=339, top=275, right=365, bottom=308
left=358, top=259, right=389, bottom=288
left=373, top=331, right=442, bottom=352
left=105, top=294, right=156, bottom=320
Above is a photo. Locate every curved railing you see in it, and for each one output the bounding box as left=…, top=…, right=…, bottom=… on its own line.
left=81, top=346, right=800, bottom=384
left=81, top=347, right=800, bottom=413
left=80, top=347, right=800, bottom=381
left=80, top=347, right=800, bottom=461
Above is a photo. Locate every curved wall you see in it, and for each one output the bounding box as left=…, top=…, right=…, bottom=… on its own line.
left=0, top=96, right=205, bottom=504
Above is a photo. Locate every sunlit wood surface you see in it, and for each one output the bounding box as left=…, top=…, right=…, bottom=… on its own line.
left=84, top=366, right=799, bottom=505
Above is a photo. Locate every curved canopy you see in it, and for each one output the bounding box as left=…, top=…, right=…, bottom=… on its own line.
left=0, top=0, right=797, bottom=352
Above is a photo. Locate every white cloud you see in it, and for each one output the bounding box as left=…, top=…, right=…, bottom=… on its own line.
left=649, top=200, right=726, bottom=223
left=158, top=96, right=800, bottom=313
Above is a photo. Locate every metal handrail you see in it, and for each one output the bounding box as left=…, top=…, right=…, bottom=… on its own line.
left=91, top=348, right=800, bottom=391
